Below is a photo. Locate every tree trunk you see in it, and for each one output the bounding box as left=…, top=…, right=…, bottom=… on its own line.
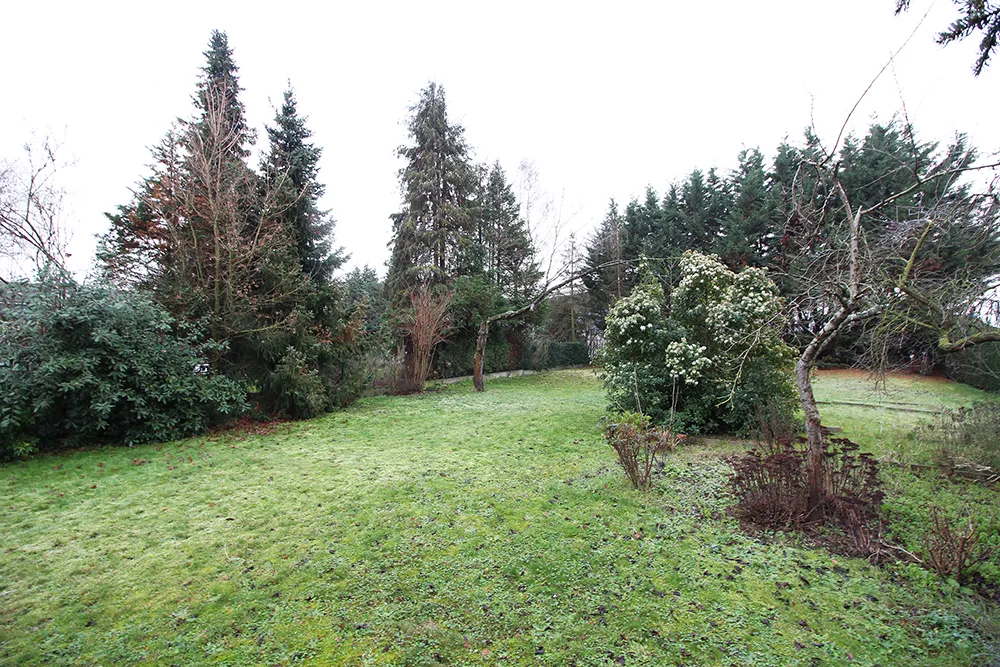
left=795, top=354, right=825, bottom=516
left=473, top=320, right=490, bottom=392
left=471, top=260, right=624, bottom=392
left=793, top=302, right=879, bottom=516
left=794, top=304, right=850, bottom=517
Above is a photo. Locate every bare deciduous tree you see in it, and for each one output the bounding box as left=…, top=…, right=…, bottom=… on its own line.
left=786, top=143, right=1000, bottom=515
left=0, top=137, right=69, bottom=281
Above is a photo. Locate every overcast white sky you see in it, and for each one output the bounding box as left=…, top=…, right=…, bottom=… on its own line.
left=1, top=0, right=997, bottom=278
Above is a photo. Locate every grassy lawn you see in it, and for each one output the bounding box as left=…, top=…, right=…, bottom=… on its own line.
left=813, top=368, right=996, bottom=464
left=2, top=369, right=998, bottom=665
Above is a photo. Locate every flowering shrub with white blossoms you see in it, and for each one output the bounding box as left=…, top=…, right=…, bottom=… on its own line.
left=663, top=340, right=711, bottom=385
left=600, top=252, right=796, bottom=434
left=603, top=276, right=665, bottom=361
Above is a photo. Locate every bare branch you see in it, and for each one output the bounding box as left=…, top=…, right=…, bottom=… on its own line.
left=0, top=137, right=70, bottom=279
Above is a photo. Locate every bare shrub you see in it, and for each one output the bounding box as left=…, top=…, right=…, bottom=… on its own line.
left=602, top=411, right=678, bottom=491
left=729, top=444, right=808, bottom=527
left=400, top=284, right=451, bottom=392
left=924, top=507, right=999, bottom=585
left=822, top=437, right=885, bottom=528
left=729, top=434, right=885, bottom=557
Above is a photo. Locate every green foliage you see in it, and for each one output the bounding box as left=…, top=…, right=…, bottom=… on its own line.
left=385, top=86, right=543, bottom=388
left=195, top=29, right=252, bottom=157
left=436, top=337, right=511, bottom=378
left=0, top=276, right=246, bottom=457
left=945, top=343, right=1000, bottom=392
left=581, top=200, right=626, bottom=329
left=433, top=274, right=509, bottom=378
left=583, top=120, right=998, bottom=378
left=263, top=347, right=327, bottom=419
left=538, top=340, right=589, bottom=368
left=386, top=82, right=477, bottom=294
left=598, top=270, right=673, bottom=422
left=715, top=148, right=782, bottom=268
left=600, top=252, right=796, bottom=433
left=474, top=162, right=540, bottom=301
left=260, top=87, right=345, bottom=285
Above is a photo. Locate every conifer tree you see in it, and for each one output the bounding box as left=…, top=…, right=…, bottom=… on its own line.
left=387, top=82, right=477, bottom=296
left=715, top=148, right=779, bottom=268
left=260, top=87, right=345, bottom=285
left=622, top=187, right=662, bottom=260
left=195, top=30, right=253, bottom=158
left=478, top=161, right=539, bottom=301
left=582, top=200, right=627, bottom=327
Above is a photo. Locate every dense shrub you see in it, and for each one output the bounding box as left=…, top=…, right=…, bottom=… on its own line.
left=599, top=253, right=796, bottom=433
left=601, top=411, right=678, bottom=491
left=944, top=343, right=1000, bottom=393
left=435, top=331, right=512, bottom=378
left=263, top=346, right=327, bottom=419
left=246, top=284, right=376, bottom=417
left=0, top=277, right=247, bottom=457
left=539, top=340, right=589, bottom=368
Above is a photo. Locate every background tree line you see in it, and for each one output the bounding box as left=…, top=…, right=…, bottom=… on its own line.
left=4, top=24, right=1000, bottom=460
left=0, top=33, right=585, bottom=458
left=581, top=120, right=1000, bottom=385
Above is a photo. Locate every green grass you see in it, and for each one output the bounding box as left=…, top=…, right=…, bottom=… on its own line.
left=1, top=369, right=998, bottom=665
left=813, top=368, right=997, bottom=463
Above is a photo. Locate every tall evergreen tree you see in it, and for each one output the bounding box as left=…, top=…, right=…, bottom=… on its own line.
left=680, top=169, right=728, bottom=250
left=582, top=200, right=627, bottom=327
left=387, top=82, right=477, bottom=296
left=477, top=161, right=539, bottom=301
left=622, top=187, right=662, bottom=261
left=100, top=31, right=370, bottom=417
left=261, top=87, right=345, bottom=285
left=715, top=148, right=779, bottom=268
left=195, top=30, right=253, bottom=158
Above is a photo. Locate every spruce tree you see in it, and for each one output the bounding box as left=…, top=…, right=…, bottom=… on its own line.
left=195, top=30, right=253, bottom=158
left=387, top=82, right=477, bottom=296
left=622, top=187, right=662, bottom=260
left=261, top=87, right=345, bottom=285
left=715, top=148, right=779, bottom=268
left=582, top=200, right=627, bottom=327
left=478, top=161, right=539, bottom=301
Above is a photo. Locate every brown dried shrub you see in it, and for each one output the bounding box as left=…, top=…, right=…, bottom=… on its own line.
left=729, top=434, right=885, bottom=558
left=924, top=507, right=999, bottom=585
left=602, top=412, right=678, bottom=491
